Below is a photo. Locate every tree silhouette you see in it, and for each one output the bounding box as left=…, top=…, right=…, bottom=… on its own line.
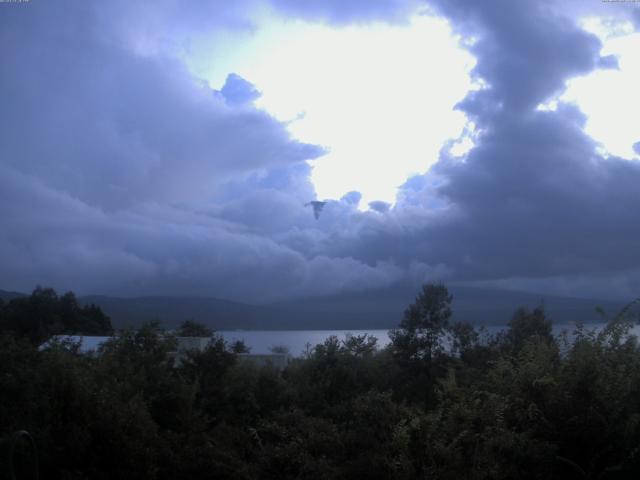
left=389, top=283, right=452, bottom=363
left=176, top=319, right=213, bottom=337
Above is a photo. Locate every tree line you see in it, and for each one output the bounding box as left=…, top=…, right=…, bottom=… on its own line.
left=1, top=284, right=640, bottom=478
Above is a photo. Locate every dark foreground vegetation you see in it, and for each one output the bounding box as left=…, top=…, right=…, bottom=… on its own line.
left=2, top=286, right=640, bottom=479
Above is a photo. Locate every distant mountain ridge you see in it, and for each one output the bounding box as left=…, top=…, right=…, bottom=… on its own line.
left=1, top=286, right=625, bottom=330
left=79, top=294, right=284, bottom=330
left=271, top=285, right=624, bottom=329
left=0, top=289, right=26, bottom=302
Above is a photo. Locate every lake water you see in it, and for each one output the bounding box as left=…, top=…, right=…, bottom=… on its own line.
left=218, top=323, right=635, bottom=357
left=218, top=330, right=391, bottom=356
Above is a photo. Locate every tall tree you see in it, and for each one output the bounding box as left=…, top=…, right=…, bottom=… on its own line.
left=503, top=306, right=553, bottom=353
left=389, top=283, right=452, bottom=363
left=388, top=283, right=453, bottom=406
left=176, top=319, right=213, bottom=337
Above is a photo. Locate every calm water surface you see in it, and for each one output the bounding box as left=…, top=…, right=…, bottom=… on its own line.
left=218, top=323, right=635, bottom=357
left=218, top=330, right=390, bottom=356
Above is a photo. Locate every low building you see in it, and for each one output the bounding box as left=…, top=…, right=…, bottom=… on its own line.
left=174, top=336, right=290, bottom=370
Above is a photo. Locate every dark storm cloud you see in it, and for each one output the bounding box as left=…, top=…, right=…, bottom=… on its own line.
left=428, top=0, right=605, bottom=116
left=598, top=54, right=620, bottom=70
left=3, top=0, right=640, bottom=303
left=431, top=106, right=640, bottom=280
left=340, top=191, right=363, bottom=207
left=95, top=0, right=421, bottom=37
left=0, top=0, right=409, bottom=301
left=632, top=7, right=640, bottom=29
left=220, top=73, right=262, bottom=106
left=0, top=163, right=401, bottom=302
left=368, top=201, right=392, bottom=214
left=315, top=0, right=640, bottom=299
left=269, top=0, right=421, bottom=24
left=418, top=0, right=640, bottom=290
left=0, top=3, right=323, bottom=211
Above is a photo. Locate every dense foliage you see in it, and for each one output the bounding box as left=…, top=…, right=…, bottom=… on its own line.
left=0, top=287, right=113, bottom=345
left=2, top=285, right=640, bottom=479
left=176, top=319, right=214, bottom=338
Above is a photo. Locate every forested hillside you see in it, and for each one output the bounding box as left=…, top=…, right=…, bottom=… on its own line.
left=2, top=284, right=640, bottom=478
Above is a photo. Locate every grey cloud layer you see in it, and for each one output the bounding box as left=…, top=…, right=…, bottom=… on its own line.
left=0, top=0, right=413, bottom=301
left=1, top=3, right=323, bottom=210
left=270, top=0, right=422, bottom=24
left=330, top=0, right=640, bottom=298
left=2, top=0, right=640, bottom=302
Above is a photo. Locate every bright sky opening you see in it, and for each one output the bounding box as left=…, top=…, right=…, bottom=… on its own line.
left=559, top=17, right=640, bottom=159
left=188, top=14, right=476, bottom=207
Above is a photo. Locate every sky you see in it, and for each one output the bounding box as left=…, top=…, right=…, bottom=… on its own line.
left=2, top=0, right=640, bottom=303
